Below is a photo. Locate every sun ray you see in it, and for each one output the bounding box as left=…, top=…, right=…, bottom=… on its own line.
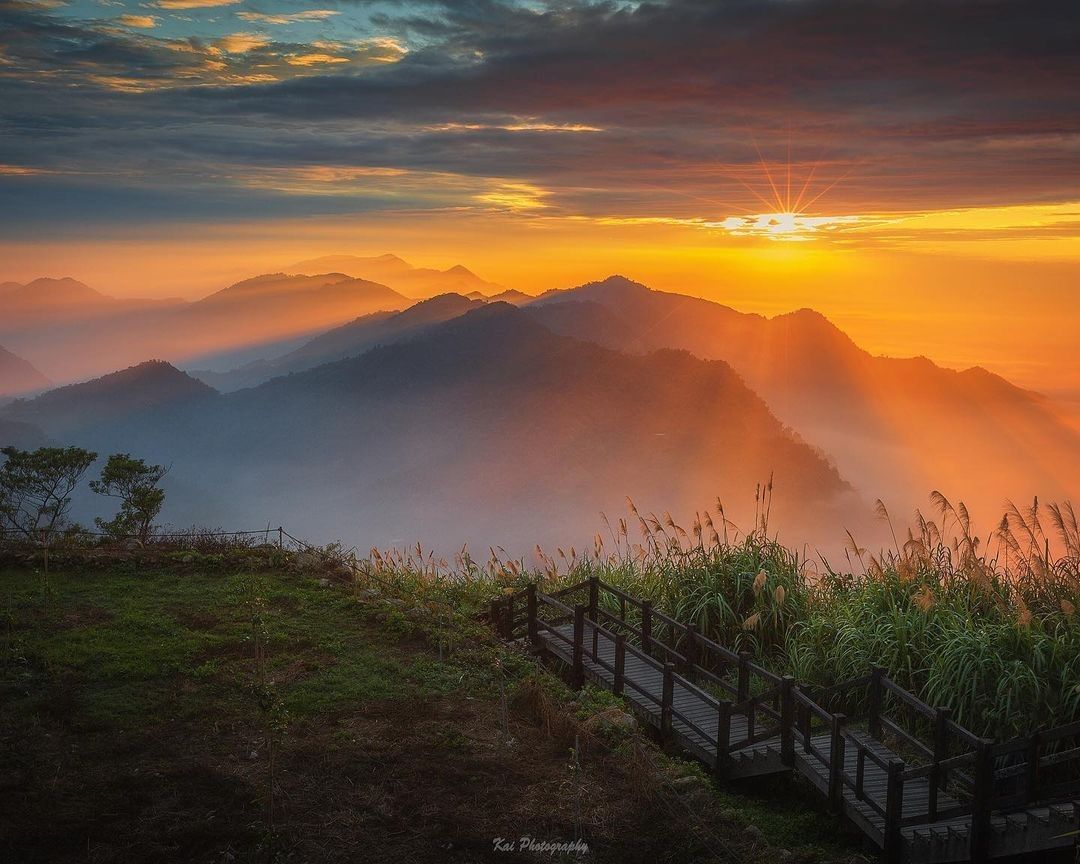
left=750, top=134, right=786, bottom=214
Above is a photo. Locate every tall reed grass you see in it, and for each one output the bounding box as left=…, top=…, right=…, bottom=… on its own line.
left=359, top=487, right=1080, bottom=741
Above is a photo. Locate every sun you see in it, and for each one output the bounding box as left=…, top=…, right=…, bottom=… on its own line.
left=759, top=212, right=800, bottom=234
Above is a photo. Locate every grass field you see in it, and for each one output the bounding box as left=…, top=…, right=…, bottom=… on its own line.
left=0, top=550, right=867, bottom=863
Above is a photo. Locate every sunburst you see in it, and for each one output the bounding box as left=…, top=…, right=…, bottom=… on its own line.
left=720, top=138, right=859, bottom=240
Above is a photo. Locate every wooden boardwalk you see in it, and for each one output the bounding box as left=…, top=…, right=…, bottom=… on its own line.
left=492, top=578, right=1080, bottom=864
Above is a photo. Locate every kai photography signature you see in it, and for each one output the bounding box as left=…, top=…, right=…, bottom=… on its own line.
left=493, top=837, right=590, bottom=855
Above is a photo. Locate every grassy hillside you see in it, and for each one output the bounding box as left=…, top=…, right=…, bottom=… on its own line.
left=0, top=547, right=864, bottom=863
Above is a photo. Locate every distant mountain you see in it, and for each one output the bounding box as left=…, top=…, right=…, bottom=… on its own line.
left=0, top=345, right=51, bottom=399
left=528, top=276, right=1080, bottom=519
left=3, top=277, right=106, bottom=308
left=288, top=254, right=506, bottom=299
left=467, top=288, right=533, bottom=305
left=0, top=272, right=412, bottom=385
left=1, top=360, right=218, bottom=437
left=191, top=293, right=484, bottom=391
left=22, top=305, right=856, bottom=552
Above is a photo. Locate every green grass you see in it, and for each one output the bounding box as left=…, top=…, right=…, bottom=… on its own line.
left=0, top=554, right=868, bottom=863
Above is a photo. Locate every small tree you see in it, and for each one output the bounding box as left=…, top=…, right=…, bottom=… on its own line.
left=0, top=446, right=98, bottom=540
left=90, top=454, right=168, bottom=543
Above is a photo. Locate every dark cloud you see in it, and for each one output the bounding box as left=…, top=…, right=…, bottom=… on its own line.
left=1, top=0, right=1078, bottom=229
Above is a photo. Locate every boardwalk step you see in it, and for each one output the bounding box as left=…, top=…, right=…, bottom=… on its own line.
left=529, top=601, right=1080, bottom=864
left=1048, top=803, right=1076, bottom=824
left=1004, top=813, right=1027, bottom=833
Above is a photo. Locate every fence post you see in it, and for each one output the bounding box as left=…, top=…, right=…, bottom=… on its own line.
left=1025, top=732, right=1041, bottom=803
left=587, top=576, right=599, bottom=621
left=489, top=598, right=502, bottom=635
left=868, top=666, right=885, bottom=738
left=930, top=706, right=951, bottom=819
left=503, top=593, right=515, bottom=640
left=969, top=739, right=994, bottom=863
left=613, top=634, right=625, bottom=695
left=780, top=676, right=795, bottom=767
left=737, top=651, right=752, bottom=702
left=277, top=526, right=283, bottom=549
left=884, top=759, right=905, bottom=863
left=526, top=584, right=538, bottom=645
left=684, top=623, right=699, bottom=673
left=641, top=600, right=653, bottom=655
left=715, top=700, right=732, bottom=775
left=829, top=713, right=847, bottom=812
left=572, top=605, right=586, bottom=689
left=661, top=662, right=675, bottom=741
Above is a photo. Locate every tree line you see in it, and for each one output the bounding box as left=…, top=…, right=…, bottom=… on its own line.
left=0, top=446, right=167, bottom=544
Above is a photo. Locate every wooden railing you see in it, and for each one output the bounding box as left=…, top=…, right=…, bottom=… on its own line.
left=489, top=579, right=1080, bottom=863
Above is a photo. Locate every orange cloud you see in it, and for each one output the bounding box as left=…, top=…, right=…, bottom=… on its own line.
left=117, top=14, right=157, bottom=29
left=236, top=10, right=339, bottom=25
left=284, top=53, right=350, bottom=67
left=152, top=0, right=237, bottom=9
left=216, top=33, right=270, bottom=54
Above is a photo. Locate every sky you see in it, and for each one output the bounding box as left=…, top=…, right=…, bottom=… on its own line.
left=1, top=0, right=1079, bottom=398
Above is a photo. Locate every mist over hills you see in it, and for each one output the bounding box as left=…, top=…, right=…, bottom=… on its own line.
left=1, top=261, right=1076, bottom=553
left=0, top=303, right=856, bottom=552
left=191, top=293, right=485, bottom=392
left=0, top=272, right=412, bottom=383
left=527, top=277, right=1080, bottom=524
left=0, top=345, right=51, bottom=400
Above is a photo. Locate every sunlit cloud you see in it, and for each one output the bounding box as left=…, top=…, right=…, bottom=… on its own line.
left=0, top=164, right=56, bottom=175
left=117, top=13, right=157, bottom=28
left=284, top=52, right=349, bottom=67
left=427, top=121, right=603, bottom=134
left=152, top=0, right=238, bottom=9
left=476, top=182, right=551, bottom=212
left=236, top=10, right=340, bottom=25
left=216, top=32, right=271, bottom=53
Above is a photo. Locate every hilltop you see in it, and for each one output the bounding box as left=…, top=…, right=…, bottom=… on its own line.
left=0, top=548, right=858, bottom=863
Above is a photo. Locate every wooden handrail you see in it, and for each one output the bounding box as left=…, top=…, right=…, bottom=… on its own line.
left=518, top=579, right=1080, bottom=839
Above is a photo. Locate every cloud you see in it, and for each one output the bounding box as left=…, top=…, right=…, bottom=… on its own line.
left=235, top=10, right=340, bottom=25
left=117, top=14, right=157, bottom=28
left=216, top=32, right=270, bottom=53
left=151, top=0, right=238, bottom=8
left=1, top=0, right=1079, bottom=233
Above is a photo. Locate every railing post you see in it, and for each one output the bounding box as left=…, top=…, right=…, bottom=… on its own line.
left=277, top=526, right=283, bottom=549
left=613, top=634, right=625, bottom=695
left=684, top=622, right=699, bottom=673
left=829, top=713, right=847, bottom=812
left=884, top=759, right=905, bottom=863
left=526, top=583, right=538, bottom=645
left=868, top=665, right=885, bottom=738
left=969, top=739, right=994, bottom=863
left=503, top=593, right=515, bottom=640
left=737, top=651, right=752, bottom=702
left=641, top=600, right=653, bottom=656
left=490, top=598, right=502, bottom=634
left=587, top=575, right=599, bottom=621
left=661, top=662, right=675, bottom=741
left=715, top=700, right=732, bottom=775
left=780, top=675, right=795, bottom=767
left=1025, top=732, right=1041, bottom=803
left=572, top=604, right=586, bottom=689
left=930, top=706, right=951, bottom=819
